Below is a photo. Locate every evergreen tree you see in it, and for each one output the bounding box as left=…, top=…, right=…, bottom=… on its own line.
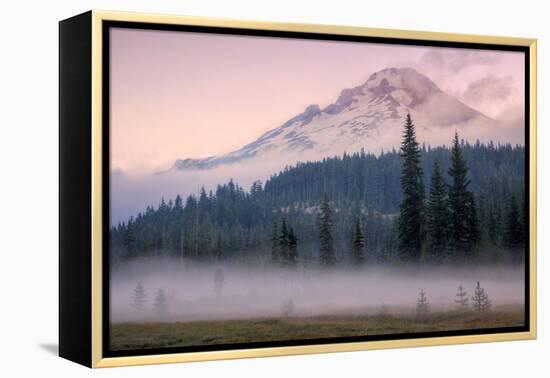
left=132, top=281, right=147, bottom=312
left=278, top=219, right=290, bottom=266
left=154, top=288, right=168, bottom=317
left=123, top=217, right=137, bottom=259
left=454, top=284, right=469, bottom=311
left=472, top=281, right=491, bottom=312
left=319, top=193, right=336, bottom=266
left=250, top=180, right=263, bottom=199
left=352, top=218, right=366, bottom=266
left=109, top=141, right=524, bottom=265
left=448, top=132, right=478, bottom=258
left=287, top=227, right=298, bottom=268
left=398, top=113, right=425, bottom=261
left=417, top=289, right=429, bottom=315
left=425, top=161, right=450, bottom=262
left=504, top=194, right=524, bottom=254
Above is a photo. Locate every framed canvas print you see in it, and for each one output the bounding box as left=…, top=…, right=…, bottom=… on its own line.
left=59, top=10, right=537, bottom=368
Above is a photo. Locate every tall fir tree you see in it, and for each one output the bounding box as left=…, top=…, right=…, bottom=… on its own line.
left=352, top=218, right=366, bottom=266
left=319, top=193, right=336, bottom=266
left=425, top=161, right=450, bottom=262
left=109, top=140, right=525, bottom=265
left=398, top=113, right=425, bottom=261
left=448, top=132, right=479, bottom=259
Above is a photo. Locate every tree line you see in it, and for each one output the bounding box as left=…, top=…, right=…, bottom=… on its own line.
left=397, top=113, right=525, bottom=264
left=270, top=192, right=367, bottom=267
left=110, top=115, right=526, bottom=266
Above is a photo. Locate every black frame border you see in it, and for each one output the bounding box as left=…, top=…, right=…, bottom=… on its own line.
left=59, top=11, right=93, bottom=367
left=101, top=20, right=531, bottom=359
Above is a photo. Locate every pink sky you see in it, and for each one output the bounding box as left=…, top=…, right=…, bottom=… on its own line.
left=110, top=27, right=524, bottom=174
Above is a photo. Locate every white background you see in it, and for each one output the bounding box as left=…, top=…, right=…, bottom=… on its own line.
left=0, top=0, right=547, bottom=376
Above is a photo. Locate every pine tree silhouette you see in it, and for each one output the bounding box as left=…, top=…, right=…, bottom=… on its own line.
left=417, top=289, right=429, bottom=315
left=472, top=281, right=491, bottom=313
left=398, top=113, right=425, bottom=261
left=319, top=193, right=336, bottom=266
left=454, top=284, right=469, bottom=311
left=132, top=281, right=147, bottom=312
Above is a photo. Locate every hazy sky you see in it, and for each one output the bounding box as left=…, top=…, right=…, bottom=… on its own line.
left=110, top=28, right=524, bottom=174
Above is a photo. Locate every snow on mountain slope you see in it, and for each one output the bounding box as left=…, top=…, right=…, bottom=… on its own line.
left=171, top=67, right=496, bottom=171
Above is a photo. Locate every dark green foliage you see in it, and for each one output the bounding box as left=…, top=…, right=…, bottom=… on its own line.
left=425, top=161, right=450, bottom=262
left=352, top=218, right=366, bottom=266
left=504, top=194, right=522, bottom=250
left=287, top=227, right=298, bottom=268
left=258, top=141, right=524, bottom=215
left=417, top=289, right=429, bottom=315
left=504, top=194, right=524, bottom=259
left=109, top=140, right=524, bottom=266
left=319, top=193, right=336, bottom=266
left=123, top=217, right=137, bottom=259
left=278, top=219, right=290, bottom=265
left=398, top=114, right=425, bottom=262
left=271, top=221, right=279, bottom=264
left=448, top=132, right=479, bottom=259
left=465, top=192, right=481, bottom=248
left=486, top=204, right=501, bottom=247
left=448, top=133, right=469, bottom=254
left=275, top=219, right=299, bottom=268
left=455, top=284, right=469, bottom=311
left=472, top=281, right=491, bottom=312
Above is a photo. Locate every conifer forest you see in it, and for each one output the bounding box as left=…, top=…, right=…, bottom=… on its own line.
left=110, top=114, right=526, bottom=351
left=111, top=115, right=526, bottom=267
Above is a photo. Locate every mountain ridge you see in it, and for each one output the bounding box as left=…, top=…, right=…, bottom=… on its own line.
left=170, top=67, right=495, bottom=172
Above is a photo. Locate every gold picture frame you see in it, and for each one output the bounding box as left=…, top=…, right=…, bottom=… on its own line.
left=59, top=10, right=537, bottom=368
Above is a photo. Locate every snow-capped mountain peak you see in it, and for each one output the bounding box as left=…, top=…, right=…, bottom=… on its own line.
left=171, top=67, right=495, bottom=172
left=364, top=67, right=441, bottom=107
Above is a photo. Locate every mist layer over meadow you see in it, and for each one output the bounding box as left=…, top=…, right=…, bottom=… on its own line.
left=110, top=259, right=524, bottom=324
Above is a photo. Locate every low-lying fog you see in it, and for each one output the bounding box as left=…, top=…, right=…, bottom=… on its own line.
left=111, top=153, right=307, bottom=225
left=110, top=259, right=524, bottom=323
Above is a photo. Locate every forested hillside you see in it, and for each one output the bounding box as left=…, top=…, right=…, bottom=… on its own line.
left=110, top=140, right=525, bottom=266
